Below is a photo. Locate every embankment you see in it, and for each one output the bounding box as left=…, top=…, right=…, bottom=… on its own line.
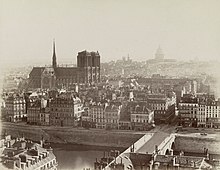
left=175, top=134, right=220, bottom=154
left=0, top=122, right=144, bottom=148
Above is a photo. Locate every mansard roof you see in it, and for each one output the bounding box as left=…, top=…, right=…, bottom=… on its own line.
left=128, top=101, right=152, bottom=114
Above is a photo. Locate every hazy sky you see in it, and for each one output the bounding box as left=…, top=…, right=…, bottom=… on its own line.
left=0, top=0, right=220, bottom=68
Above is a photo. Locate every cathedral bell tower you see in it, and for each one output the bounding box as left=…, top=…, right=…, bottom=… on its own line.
left=77, top=50, right=100, bottom=84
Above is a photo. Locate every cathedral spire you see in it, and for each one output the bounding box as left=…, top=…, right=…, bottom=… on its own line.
left=52, top=39, right=57, bottom=68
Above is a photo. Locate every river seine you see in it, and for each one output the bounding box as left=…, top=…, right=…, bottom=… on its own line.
left=52, top=144, right=124, bottom=170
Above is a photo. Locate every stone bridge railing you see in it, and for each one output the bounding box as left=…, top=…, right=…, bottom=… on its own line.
left=157, top=134, right=176, bottom=155
left=103, top=133, right=154, bottom=170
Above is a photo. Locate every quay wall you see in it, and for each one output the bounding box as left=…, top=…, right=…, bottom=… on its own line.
left=1, top=123, right=144, bottom=148
left=175, top=135, right=220, bottom=154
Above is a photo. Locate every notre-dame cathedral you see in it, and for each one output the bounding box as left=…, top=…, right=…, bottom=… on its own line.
left=28, top=41, right=100, bottom=90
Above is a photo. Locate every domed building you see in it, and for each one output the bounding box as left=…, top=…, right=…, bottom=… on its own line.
left=147, top=46, right=177, bottom=63
left=155, top=46, right=165, bottom=61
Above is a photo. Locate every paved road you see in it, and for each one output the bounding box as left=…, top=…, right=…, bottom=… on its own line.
left=136, top=131, right=170, bottom=154
left=105, top=125, right=176, bottom=169
left=135, top=125, right=176, bottom=154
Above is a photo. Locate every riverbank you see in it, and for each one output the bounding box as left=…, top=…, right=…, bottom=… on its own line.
left=0, top=122, right=145, bottom=148
left=50, top=142, right=126, bottom=152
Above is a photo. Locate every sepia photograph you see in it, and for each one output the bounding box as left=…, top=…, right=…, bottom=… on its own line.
left=0, top=0, right=220, bottom=169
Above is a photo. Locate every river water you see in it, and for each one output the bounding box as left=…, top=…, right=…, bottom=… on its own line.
left=52, top=144, right=124, bottom=170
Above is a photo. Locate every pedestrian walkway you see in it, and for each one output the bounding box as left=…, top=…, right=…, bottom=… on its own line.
left=136, top=131, right=170, bottom=154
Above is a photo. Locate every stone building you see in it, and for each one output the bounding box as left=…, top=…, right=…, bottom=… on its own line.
left=147, top=93, right=176, bottom=124
left=4, top=95, right=26, bottom=122
left=129, top=102, right=154, bottom=131
left=49, top=93, right=83, bottom=126
left=89, top=103, right=106, bottom=129
left=179, top=94, right=199, bottom=127
left=179, top=94, right=220, bottom=128
left=0, top=135, right=58, bottom=170
left=28, top=41, right=100, bottom=90
left=147, top=46, right=177, bottom=63
left=126, top=152, right=213, bottom=170
left=197, top=95, right=220, bottom=128
left=27, top=98, right=49, bottom=125
left=105, top=104, right=122, bottom=130
left=27, top=99, right=41, bottom=125
left=155, top=46, right=164, bottom=61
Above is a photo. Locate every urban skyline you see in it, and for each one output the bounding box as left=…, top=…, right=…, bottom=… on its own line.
left=1, top=1, right=220, bottom=169
left=1, top=0, right=220, bottom=69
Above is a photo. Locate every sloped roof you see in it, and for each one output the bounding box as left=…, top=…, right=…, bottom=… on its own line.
left=55, top=67, right=78, bottom=77
left=129, top=153, right=152, bottom=167
left=105, top=105, right=120, bottom=112
left=128, top=102, right=152, bottom=114
left=155, top=155, right=174, bottom=163
left=29, top=67, right=44, bottom=77
left=153, top=155, right=212, bottom=169
left=175, top=156, right=204, bottom=168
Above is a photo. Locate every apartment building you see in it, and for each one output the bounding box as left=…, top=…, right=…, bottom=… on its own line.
left=105, top=104, right=122, bottom=129
left=4, top=96, right=26, bottom=122
left=129, top=102, right=154, bottom=131
left=89, top=104, right=106, bottom=129
left=179, top=95, right=198, bottom=127
left=50, top=94, right=83, bottom=126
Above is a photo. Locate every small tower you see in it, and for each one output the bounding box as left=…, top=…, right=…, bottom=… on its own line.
left=155, top=46, right=164, bottom=61
left=52, top=40, right=57, bottom=68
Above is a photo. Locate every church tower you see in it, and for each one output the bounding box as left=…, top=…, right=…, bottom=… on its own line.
left=77, top=50, right=100, bottom=84
left=52, top=40, right=57, bottom=68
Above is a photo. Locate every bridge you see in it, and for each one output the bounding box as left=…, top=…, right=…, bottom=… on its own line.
left=136, top=131, right=175, bottom=155
left=103, top=129, right=176, bottom=170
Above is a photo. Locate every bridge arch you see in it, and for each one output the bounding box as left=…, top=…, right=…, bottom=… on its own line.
left=171, top=142, right=175, bottom=150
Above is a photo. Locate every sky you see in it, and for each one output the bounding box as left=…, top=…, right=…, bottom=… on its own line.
left=0, top=0, right=220, bottom=68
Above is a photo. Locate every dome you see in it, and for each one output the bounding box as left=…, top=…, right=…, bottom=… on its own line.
left=156, top=46, right=163, bottom=55
left=155, top=46, right=165, bottom=60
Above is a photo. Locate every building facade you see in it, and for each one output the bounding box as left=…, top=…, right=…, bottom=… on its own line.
left=4, top=96, right=26, bottom=122
left=27, top=98, right=49, bottom=125
left=49, top=94, right=83, bottom=126
left=105, top=105, right=122, bottom=130
left=89, top=104, right=106, bottom=129
left=145, top=94, right=176, bottom=124
left=27, top=99, right=41, bottom=125
left=179, top=95, right=198, bottom=127
left=129, top=102, right=154, bottom=131
left=197, top=99, right=220, bottom=128
left=179, top=94, right=220, bottom=128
